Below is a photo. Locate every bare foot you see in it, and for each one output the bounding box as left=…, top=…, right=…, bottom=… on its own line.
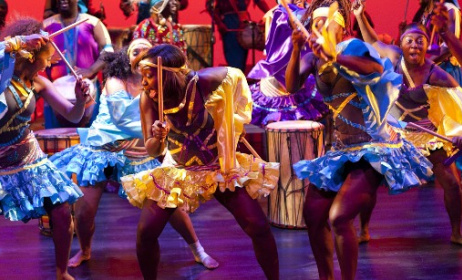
left=57, top=272, right=74, bottom=280
left=358, top=231, right=371, bottom=244
left=68, top=250, right=91, bottom=268
left=450, top=235, right=462, bottom=245
left=195, top=255, right=219, bottom=270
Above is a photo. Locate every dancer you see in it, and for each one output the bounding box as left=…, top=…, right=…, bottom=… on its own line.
left=247, top=0, right=328, bottom=126
left=286, top=1, right=433, bottom=279
left=50, top=38, right=219, bottom=269
left=354, top=0, right=462, bottom=245
left=0, top=19, right=90, bottom=280
left=121, top=44, right=280, bottom=279
left=414, top=0, right=462, bottom=84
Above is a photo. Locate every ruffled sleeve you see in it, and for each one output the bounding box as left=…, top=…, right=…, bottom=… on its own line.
left=106, top=90, right=143, bottom=139
left=424, top=85, right=462, bottom=138
left=0, top=42, right=15, bottom=121
left=204, top=67, right=252, bottom=178
left=334, top=39, right=402, bottom=140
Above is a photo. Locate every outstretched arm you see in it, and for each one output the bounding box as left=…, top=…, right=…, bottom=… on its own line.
left=352, top=0, right=401, bottom=65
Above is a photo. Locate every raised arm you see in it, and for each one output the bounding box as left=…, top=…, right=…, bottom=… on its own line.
left=432, top=2, right=462, bottom=66
left=352, top=0, right=401, bottom=65
left=285, top=29, right=315, bottom=93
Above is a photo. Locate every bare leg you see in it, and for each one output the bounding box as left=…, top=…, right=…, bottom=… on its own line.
left=358, top=191, right=377, bottom=244
left=44, top=199, right=74, bottom=280
left=215, top=187, right=279, bottom=280
left=68, top=182, right=105, bottom=267
left=303, top=184, right=335, bottom=280
left=169, top=209, right=219, bottom=269
left=329, top=162, right=382, bottom=280
left=137, top=199, right=175, bottom=280
left=428, top=149, right=462, bottom=245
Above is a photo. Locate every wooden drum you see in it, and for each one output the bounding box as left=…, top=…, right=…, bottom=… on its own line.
left=266, top=120, right=324, bottom=229
left=182, top=24, right=212, bottom=71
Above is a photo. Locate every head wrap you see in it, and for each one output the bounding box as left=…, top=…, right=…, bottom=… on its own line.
left=139, top=59, right=189, bottom=74
left=127, top=38, right=153, bottom=56
left=312, top=7, right=345, bottom=28
left=400, top=28, right=429, bottom=43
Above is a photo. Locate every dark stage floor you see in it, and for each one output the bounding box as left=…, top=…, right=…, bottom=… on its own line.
left=1, top=183, right=462, bottom=280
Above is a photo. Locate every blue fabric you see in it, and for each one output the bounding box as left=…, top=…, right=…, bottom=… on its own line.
left=50, top=144, right=160, bottom=190
left=0, top=156, right=83, bottom=222
left=293, top=39, right=433, bottom=193
left=439, top=60, right=462, bottom=86
left=80, top=90, right=143, bottom=146
left=0, top=43, right=16, bottom=121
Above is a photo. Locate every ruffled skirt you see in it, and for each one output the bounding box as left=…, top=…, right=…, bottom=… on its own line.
left=293, top=139, right=433, bottom=194
left=249, top=76, right=328, bottom=126
left=120, top=152, right=279, bottom=212
left=0, top=133, right=82, bottom=222
left=50, top=144, right=161, bottom=188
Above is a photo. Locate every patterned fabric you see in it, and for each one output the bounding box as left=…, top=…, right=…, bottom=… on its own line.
left=133, top=17, right=187, bottom=53
left=0, top=133, right=83, bottom=222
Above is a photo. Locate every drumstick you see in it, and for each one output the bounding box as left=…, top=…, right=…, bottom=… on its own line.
left=429, top=0, right=445, bottom=47
left=280, top=0, right=310, bottom=39
left=157, top=56, right=164, bottom=143
left=49, top=41, right=79, bottom=79
left=241, top=138, right=262, bottom=159
left=48, top=18, right=89, bottom=39
left=407, top=121, right=452, bottom=142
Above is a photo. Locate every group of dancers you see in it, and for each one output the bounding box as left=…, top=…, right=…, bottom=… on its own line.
left=3, top=0, right=462, bottom=279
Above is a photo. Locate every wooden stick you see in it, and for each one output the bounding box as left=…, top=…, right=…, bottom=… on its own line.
left=241, top=138, right=262, bottom=159
left=280, top=1, right=310, bottom=40
left=429, top=0, right=445, bottom=46
left=48, top=18, right=89, bottom=39
left=49, top=41, right=79, bottom=79
left=403, top=0, right=410, bottom=22
left=157, top=56, right=164, bottom=122
left=407, top=122, right=452, bottom=142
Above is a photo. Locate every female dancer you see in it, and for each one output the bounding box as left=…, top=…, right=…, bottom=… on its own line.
left=247, top=0, right=328, bottom=126
left=354, top=0, right=462, bottom=245
left=51, top=38, right=218, bottom=269
left=286, top=1, right=433, bottom=279
left=0, top=19, right=90, bottom=280
left=121, top=44, right=280, bottom=279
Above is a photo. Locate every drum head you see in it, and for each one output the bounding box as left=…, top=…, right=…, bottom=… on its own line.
left=52, top=75, right=96, bottom=102
left=266, top=120, right=324, bottom=132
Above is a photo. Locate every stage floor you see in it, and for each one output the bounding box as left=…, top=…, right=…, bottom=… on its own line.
left=1, top=182, right=462, bottom=279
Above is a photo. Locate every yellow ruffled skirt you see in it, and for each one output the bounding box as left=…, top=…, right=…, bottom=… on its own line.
left=120, top=152, right=279, bottom=212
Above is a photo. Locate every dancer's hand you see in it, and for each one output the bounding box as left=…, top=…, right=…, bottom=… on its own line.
left=152, top=120, right=169, bottom=141
left=74, top=77, right=91, bottom=104
left=291, top=28, right=306, bottom=50
left=431, top=2, right=450, bottom=34
left=75, top=67, right=95, bottom=80
left=21, top=34, right=49, bottom=52
left=352, top=0, right=366, bottom=17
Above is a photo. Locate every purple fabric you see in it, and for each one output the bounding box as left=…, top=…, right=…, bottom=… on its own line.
left=247, top=4, right=311, bottom=85
left=44, top=14, right=100, bottom=81
left=250, top=76, right=328, bottom=126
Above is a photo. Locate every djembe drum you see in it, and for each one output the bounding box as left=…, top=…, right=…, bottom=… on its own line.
left=266, top=120, right=324, bottom=229
left=35, top=128, right=80, bottom=236
left=182, top=24, right=212, bottom=71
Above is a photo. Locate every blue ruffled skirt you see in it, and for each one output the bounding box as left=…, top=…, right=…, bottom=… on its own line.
left=50, top=144, right=161, bottom=190
left=293, top=139, right=433, bottom=194
left=0, top=134, right=82, bottom=222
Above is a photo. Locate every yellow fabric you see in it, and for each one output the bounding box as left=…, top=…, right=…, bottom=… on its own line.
left=204, top=67, right=253, bottom=188
left=425, top=85, right=462, bottom=138
left=120, top=152, right=279, bottom=212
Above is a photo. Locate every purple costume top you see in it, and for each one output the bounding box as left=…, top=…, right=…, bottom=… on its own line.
left=247, top=4, right=328, bottom=126
left=43, top=13, right=113, bottom=82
